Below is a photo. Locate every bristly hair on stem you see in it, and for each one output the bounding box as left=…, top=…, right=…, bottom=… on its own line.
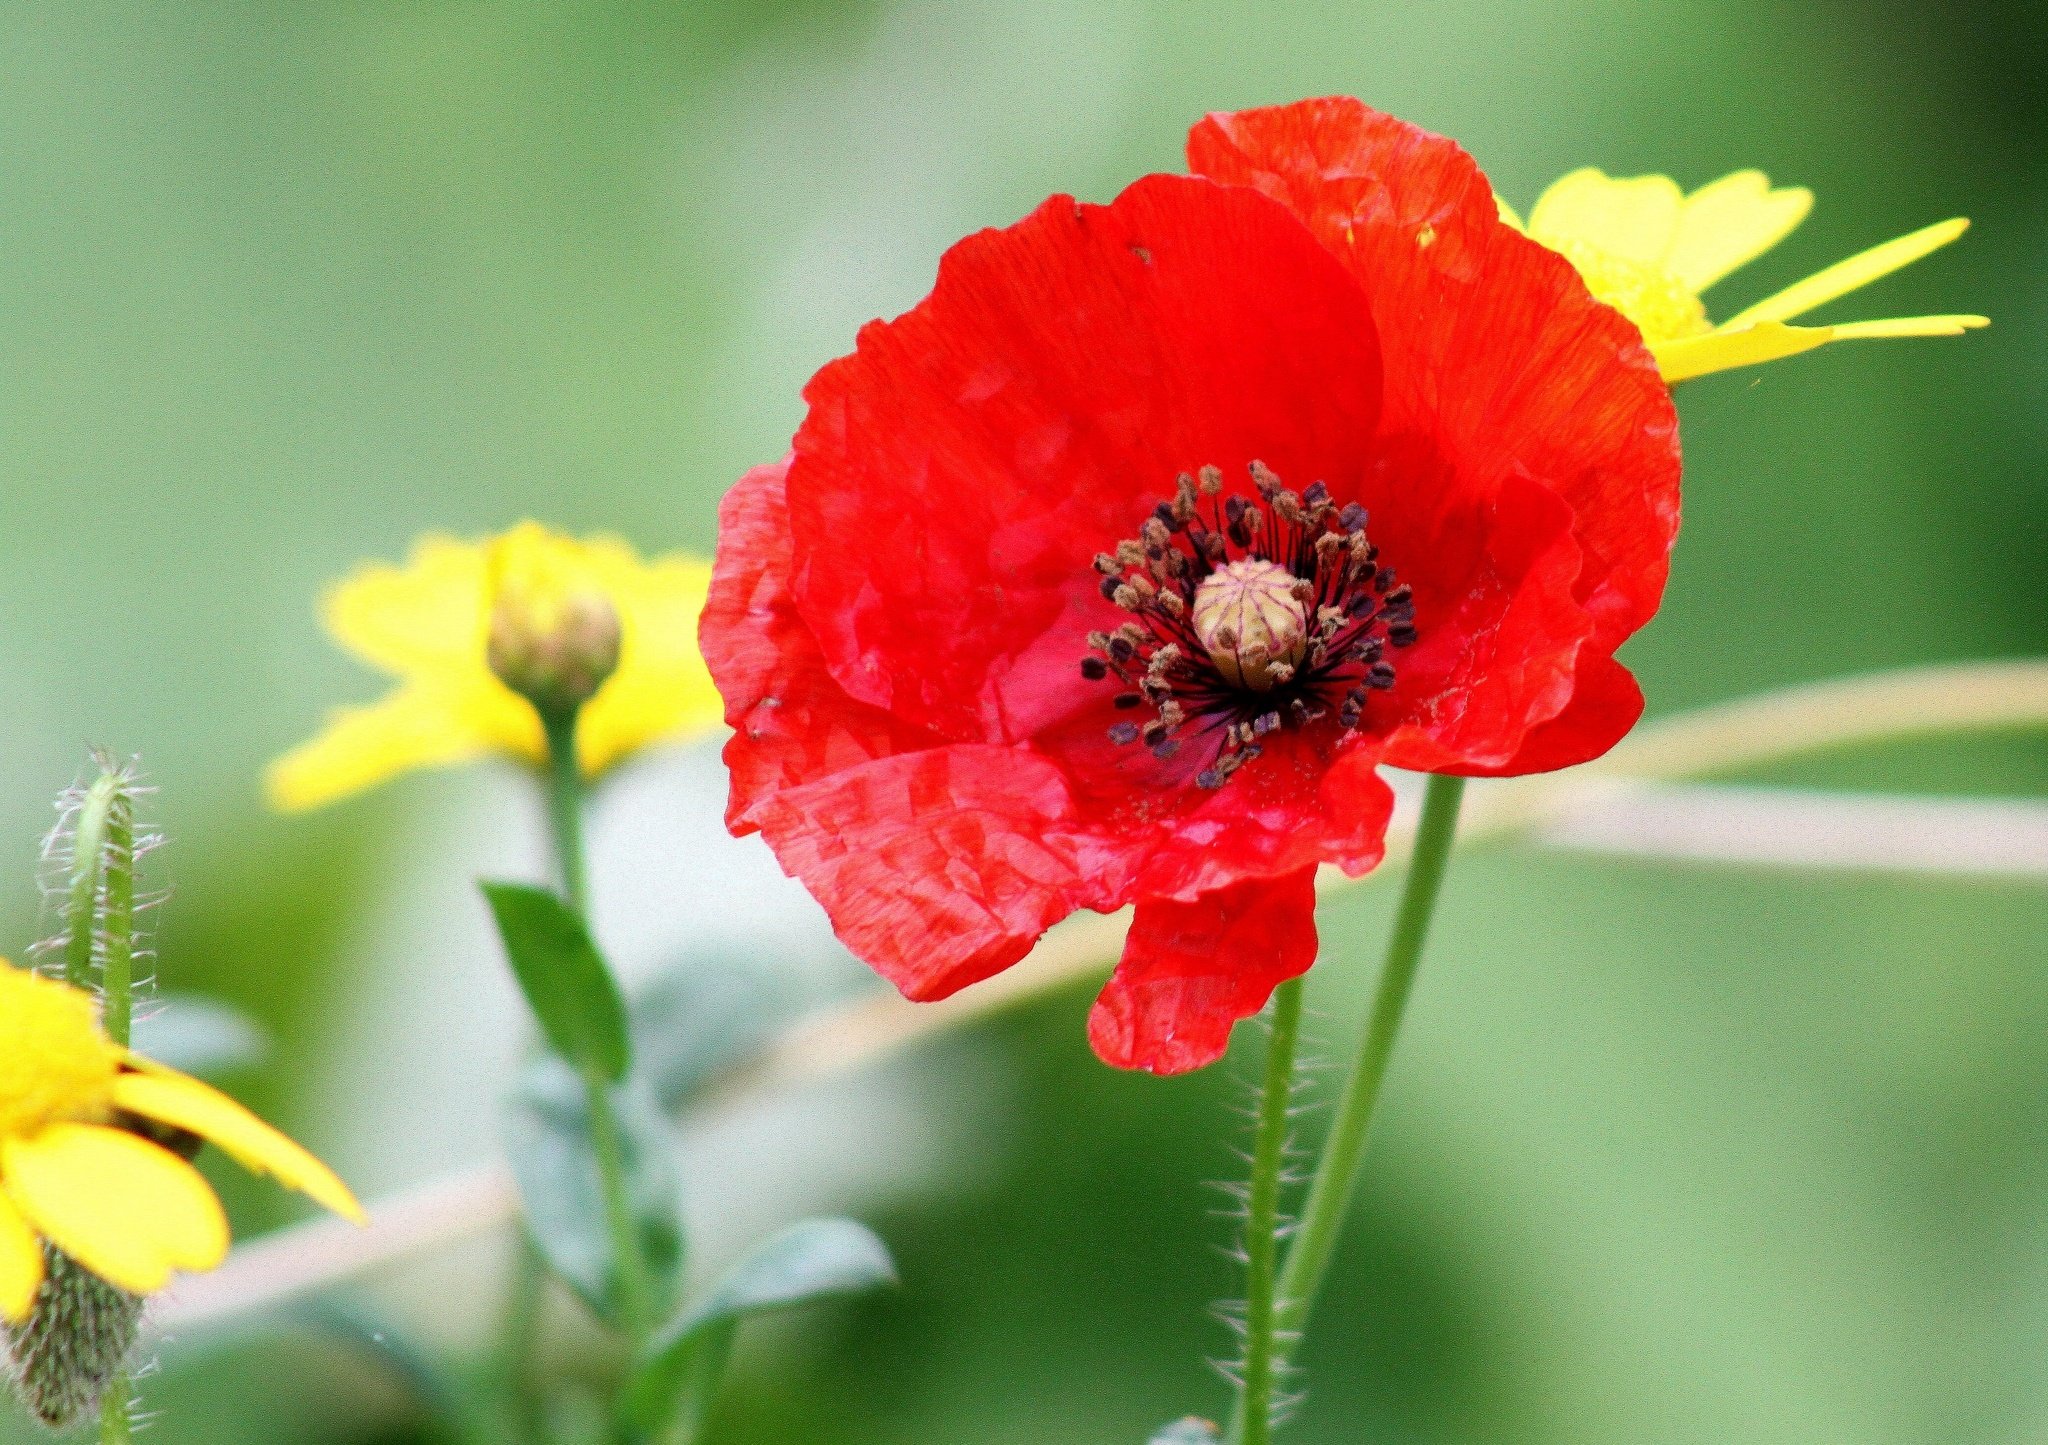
left=31, top=750, right=166, bottom=1036
left=1209, top=980, right=1316, bottom=1443
left=6, top=754, right=164, bottom=1432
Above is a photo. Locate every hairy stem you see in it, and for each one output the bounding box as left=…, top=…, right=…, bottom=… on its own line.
left=1269, top=775, right=1465, bottom=1380
left=1229, top=976, right=1305, bottom=1445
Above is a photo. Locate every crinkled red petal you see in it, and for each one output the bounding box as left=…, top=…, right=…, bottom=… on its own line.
left=1088, top=866, right=1320, bottom=1074
left=1188, top=97, right=1680, bottom=770
left=700, top=459, right=940, bottom=834
left=785, top=173, right=1383, bottom=746
left=744, top=744, right=1127, bottom=1003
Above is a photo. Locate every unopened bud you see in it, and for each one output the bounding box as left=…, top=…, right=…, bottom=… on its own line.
left=485, top=525, right=622, bottom=716
left=1190, top=559, right=1308, bottom=692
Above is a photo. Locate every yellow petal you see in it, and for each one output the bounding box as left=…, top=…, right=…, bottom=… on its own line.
left=1526, top=167, right=1684, bottom=266
left=113, top=1070, right=365, bottom=1225
left=0, top=1188, right=44, bottom=1324
left=264, top=680, right=531, bottom=811
left=1720, top=217, right=1971, bottom=328
left=577, top=551, right=724, bottom=776
left=322, top=535, right=489, bottom=676
left=1667, top=169, right=1813, bottom=292
left=1826, top=313, right=1989, bottom=339
left=1651, top=321, right=1836, bottom=382
left=1, top=1125, right=228, bottom=1297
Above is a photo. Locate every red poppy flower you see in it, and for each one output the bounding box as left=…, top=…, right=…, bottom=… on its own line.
left=701, top=98, right=1680, bottom=1075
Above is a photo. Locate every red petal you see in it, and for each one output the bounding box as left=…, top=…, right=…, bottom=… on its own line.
left=1087, top=867, right=1320, bottom=1074
left=700, top=460, right=940, bottom=834
left=746, top=744, right=1128, bottom=1002
left=1460, top=649, right=1645, bottom=777
left=1189, top=98, right=1680, bottom=741
left=786, top=173, right=1383, bottom=745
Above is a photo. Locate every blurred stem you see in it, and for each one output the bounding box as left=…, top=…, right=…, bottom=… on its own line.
left=1263, top=775, right=1465, bottom=1397
left=583, top=1061, right=655, bottom=1348
left=1229, top=976, right=1305, bottom=1445
left=63, top=771, right=119, bottom=989
left=541, top=711, right=590, bottom=917
left=99, top=795, right=137, bottom=1046
left=98, top=1376, right=132, bottom=1444
left=493, top=708, right=599, bottom=1438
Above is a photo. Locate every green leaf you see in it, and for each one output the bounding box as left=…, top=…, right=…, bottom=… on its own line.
left=503, top=1057, right=684, bottom=1329
left=1148, top=1420, right=1222, bottom=1445
left=130, top=995, right=271, bottom=1079
left=480, top=881, right=631, bottom=1082
left=623, top=1218, right=895, bottom=1434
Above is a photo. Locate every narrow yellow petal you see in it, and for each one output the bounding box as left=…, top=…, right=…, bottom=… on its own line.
left=0, top=1188, right=44, bottom=1323
left=1526, top=167, right=1684, bottom=266
left=1, top=1126, right=228, bottom=1297
left=1720, top=217, right=1971, bottom=328
left=1651, top=321, right=1835, bottom=382
left=264, top=682, right=510, bottom=812
left=113, top=1070, right=364, bottom=1225
left=1667, top=169, right=1813, bottom=292
left=321, top=536, right=489, bottom=676
left=1825, top=313, right=1989, bottom=339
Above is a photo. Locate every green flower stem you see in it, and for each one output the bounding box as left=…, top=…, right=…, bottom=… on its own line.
left=541, top=711, right=590, bottom=917
left=1232, top=975, right=1306, bottom=1445
left=98, top=1376, right=131, bottom=1445
left=537, top=708, right=654, bottom=1357
left=99, top=798, right=137, bottom=1048
left=63, top=772, right=120, bottom=990
left=1270, top=774, right=1465, bottom=1362
left=582, top=1062, right=655, bottom=1349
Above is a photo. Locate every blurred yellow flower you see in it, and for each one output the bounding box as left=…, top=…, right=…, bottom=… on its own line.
left=267, top=522, right=722, bottom=811
left=0, top=962, right=362, bottom=1321
left=1500, top=168, right=1986, bottom=382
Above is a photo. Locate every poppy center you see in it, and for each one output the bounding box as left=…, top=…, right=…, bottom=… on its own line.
left=1079, top=462, right=1416, bottom=789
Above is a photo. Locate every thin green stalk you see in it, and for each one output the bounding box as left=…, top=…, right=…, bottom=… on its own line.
left=97, top=1376, right=132, bottom=1445
left=582, top=1062, right=655, bottom=1349
left=99, top=798, right=137, bottom=1047
left=1231, top=975, right=1305, bottom=1445
left=1269, top=774, right=1465, bottom=1361
left=63, top=772, right=120, bottom=989
left=541, top=711, right=590, bottom=917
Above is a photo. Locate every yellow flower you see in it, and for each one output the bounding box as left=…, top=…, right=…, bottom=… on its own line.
left=266, top=522, right=723, bottom=812
left=1500, top=168, right=1987, bottom=382
left=0, top=962, right=363, bottom=1322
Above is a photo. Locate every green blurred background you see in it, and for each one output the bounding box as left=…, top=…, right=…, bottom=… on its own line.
left=1, top=2, right=2043, bottom=1441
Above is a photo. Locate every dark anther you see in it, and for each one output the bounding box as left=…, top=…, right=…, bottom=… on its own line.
left=1099, top=575, right=1122, bottom=601
left=1150, top=739, right=1180, bottom=760
left=1108, top=636, right=1136, bottom=663
left=1346, top=593, right=1377, bottom=618
left=1303, top=481, right=1331, bottom=508
left=1114, top=692, right=1143, bottom=709
left=1367, top=662, right=1396, bottom=689
left=1254, top=711, right=1281, bottom=736
left=1108, top=721, right=1140, bottom=745
left=1196, top=767, right=1224, bottom=789
left=1373, top=568, right=1398, bottom=594
left=1388, top=623, right=1418, bottom=647
left=1080, top=656, right=1108, bottom=680
left=1153, top=501, right=1181, bottom=531
left=1339, top=502, right=1368, bottom=533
